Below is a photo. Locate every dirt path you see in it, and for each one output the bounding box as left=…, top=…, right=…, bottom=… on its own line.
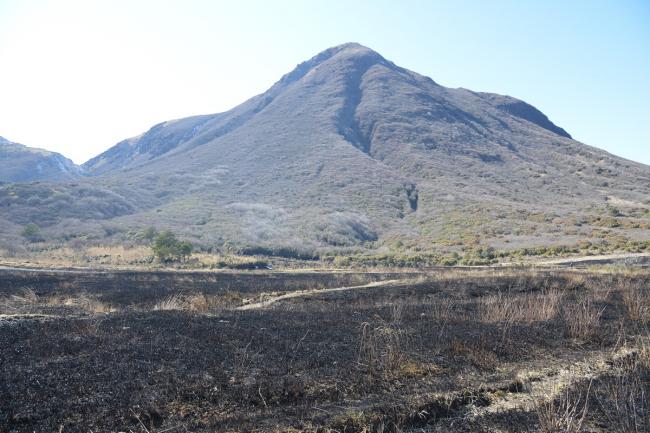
left=473, top=344, right=638, bottom=418
left=532, top=252, right=650, bottom=267
left=252, top=343, right=641, bottom=433
left=302, top=344, right=641, bottom=432
left=236, top=279, right=405, bottom=310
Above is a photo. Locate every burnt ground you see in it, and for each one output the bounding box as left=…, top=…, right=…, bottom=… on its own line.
left=0, top=268, right=648, bottom=432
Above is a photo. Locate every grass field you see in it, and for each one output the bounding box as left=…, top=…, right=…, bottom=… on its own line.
left=0, top=267, right=648, bottom=432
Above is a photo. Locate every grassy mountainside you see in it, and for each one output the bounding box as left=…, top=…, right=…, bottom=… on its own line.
left=0, top=136, right=82, bottom=182
left=1, top=43, right=649, bottom=258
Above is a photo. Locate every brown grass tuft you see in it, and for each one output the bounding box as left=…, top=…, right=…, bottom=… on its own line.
left=479, top=290, right=562, bottom=325
left=153, top=293, right=210, bottom=312
left=47, top=293, right=115, bottom=313
left=357, top=316, right=409, bottom=379
left=450, top=338, right=498, bottom=370
left=622, top=284, right=649, bottom=322
left=563, top=296, right=605, bottom=340
left=531, top=383, right=591, bottom=433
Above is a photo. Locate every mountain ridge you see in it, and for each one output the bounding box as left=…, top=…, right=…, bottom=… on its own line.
left=80, top=43, right=577, bottom=176
left=1, top=43, right=649, bottom=257
left=0, top=136, right=82, bottom=182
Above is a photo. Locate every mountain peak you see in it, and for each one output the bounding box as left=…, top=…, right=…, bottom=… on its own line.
left=330, top=42, right=376, bottom=54
left=311, top=42, right=380, bottom=59
left=328, top=42, right=387, bottom=64
left=276, top=42, right=386, bottom=87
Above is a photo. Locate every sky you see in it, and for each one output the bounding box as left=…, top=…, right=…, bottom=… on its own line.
left=0, top=0, right=648, bottom=165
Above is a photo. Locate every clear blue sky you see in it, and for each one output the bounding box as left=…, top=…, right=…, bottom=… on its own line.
left=0, top=0, right=648, bottom=165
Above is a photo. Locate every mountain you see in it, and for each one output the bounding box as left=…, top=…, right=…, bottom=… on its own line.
left=84, top=44, right=575, bottom=176
left=0, top=136, right=82, bottom=182
left=1, top=43, right=649, bottom=257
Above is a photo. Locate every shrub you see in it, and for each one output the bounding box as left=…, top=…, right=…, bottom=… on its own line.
left=141, top=227, right=157, bottom=241
left=21, top=223, right=43, bottom=242
left=152, top=230, right=193, bottom=262
left=607, top=205, right=623, bottom=217
left=239, top=245, right=318, bottom=260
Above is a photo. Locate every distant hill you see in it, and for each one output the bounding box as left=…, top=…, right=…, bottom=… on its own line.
left=2, top=43, right=649, bottom=258
left=0, top=136, right=82, bottom=182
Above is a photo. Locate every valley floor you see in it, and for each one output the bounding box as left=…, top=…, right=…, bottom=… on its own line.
left=0, top=267, right=648, bottom=432
left=2, top=241, right=650, bottom=273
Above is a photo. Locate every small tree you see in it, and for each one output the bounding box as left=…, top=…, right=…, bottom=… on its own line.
left=152, top=230, right=193, bottom=263
left=141, top=227, right=158, bottom=242
left=178, top=241, right=193, bottom=262
left=21, top=223, right=42, bottom=242
left=152, top=230, right=177, bottom=262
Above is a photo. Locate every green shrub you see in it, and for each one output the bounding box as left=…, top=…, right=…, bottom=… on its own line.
left=21, top=223, right=43, bottom=242
left=607, top=205, right=623, bottom=217
left=141, top=227, right=157, bottom=241
left=239, top=245, right=318, bottom=260
left=152, top=230, right=193, bottom=262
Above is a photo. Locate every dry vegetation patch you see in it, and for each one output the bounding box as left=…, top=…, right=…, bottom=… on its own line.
left=531, top=382, right=591, bottom=433
left=622, top=282, right=650, bottom=322
left=357, top=303, right=411, bottom=380
left=153, top=293, right=210, bottom=312
left=562, top=296, right=606, bottom=340
left=1, top=268, right=649, bottom=432
left=479, top=289, right=562, bottom=324
left=0, top=287, right=115, bottom=314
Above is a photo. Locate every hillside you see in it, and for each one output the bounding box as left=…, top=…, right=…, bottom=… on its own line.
left=1, top=43, right=649, bottom=259
left=0, top=136, right=82, bottom=182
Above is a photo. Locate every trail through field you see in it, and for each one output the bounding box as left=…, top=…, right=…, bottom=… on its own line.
left=531, top=252, right=650, bottom=267
left=236, top=279, right=405, bottom=310
left=296, top=343, right=643, bottom=433
left=472, top=344, right=639, bottom=417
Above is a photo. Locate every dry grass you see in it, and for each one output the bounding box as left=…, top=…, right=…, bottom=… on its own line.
left=84, top=245, right=152, bottom=261
left=2, top=267, right=650, bottom=432
left=563, top=297, right=605, bottom=340
left=589, top=276, right=614, bottom=302
left=450, top=338, right=498, bottom=370
left=153, top=293, right=210, bottom=312
left=594, top=366, right=648, bottom=433
left=12, top=287, right=39, bottom=304
left=0, top=288, right=115, bottom=314
left=531, top=383, right=591, bottom=433
left=634, top=332, right=648, bottom=365
left=479, top=290, right=562, bottom=324
left=47, top=294, right=116, bottom=313
left=0, top=288, right=38, bottom=313
left=425, top=297, right=460, bottom=322
left=357, top=303, right=409, bottom=378
left=192, top=252, right=267, bottom=268
left=0, top=287, right=239, bottom=315
left=622, top=283, right=650, bottom=322
left=592, top=337, right=649, bottom=433
left=0, top=245, right=153, bottom=268
left=424, top=297, right=460, bottom=347
left=0, top=244, right=266, bottom=270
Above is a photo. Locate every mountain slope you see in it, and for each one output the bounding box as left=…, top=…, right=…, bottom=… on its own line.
left=2, top=43, right=649, bottom=256
left=0, top=137, right=82, bottom=182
